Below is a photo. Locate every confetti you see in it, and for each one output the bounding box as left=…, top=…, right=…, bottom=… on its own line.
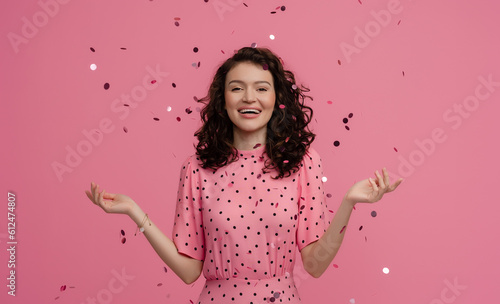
left=329, top=209, right=334, bottom=213
left=283, top=160, right=289, bottom=163
left=164, top=266, right=168, bottom=272
left=291, top=84, right=297, bottom=90
left=121, top=229, right=125, bottom=236
left=333, top=141, right=340, bottom=147
left=104, top=83, right=110, bottom=90
left=340, top=225, right=346, bottom=233
left=251, top=42, right=257, bottom=48
left=345, top=126, right=350, bottom=131
left=193, top=47, right=199, bottom=53
left=343, top=118, right=348, bottom=123
left=176, top=117, right=181, bottom=122
left=322, top=176, right=327, bottom=182
left=174, top=17, right=181, bottom=21
left=358, top=0, right=363, bottom=4
left=243, top=3, right=248, bottom=7
left=270, top=11, right=276, bottom=14
left=350, top=299, right=356, bottom=304
left=371, top=211, right=377, bottom=217
left=402, top=71, right=405, bottom=76
left=269, top=34, right=275, bottom=40
left=333, top=264, right=339, bottom=268
left=153, top=117, right=160, bottom=121
left=397, top=20, right=401, bottom=25
left=338, top=59, right=341, bottom=65
left=348, top=113, right=353, bottom=118
left=60, top=285, right=66, bottom=292
left=90, top=63, right=97, bottom=70
left=185, top=107, right=192, bottom=114
left=281, top=6, right=286, bottom=11
left=90, top=47, right=95, bottom=52
left=151, top=80, right=157, bottom=84
left=300, top=205, right=305, bottom=210
left=253, top=143, right=262, bottom=149
left=262, top=63, right=269, bottom=70
left=359, top=226, right=363, bottom=231
left=327, top=100, right=333, bottom=105
left=279, top=104, right=285, bottom=109
left=256, top=201, right=259, bottom=207
left=121, top=237, right=127, bottom=244
left=285, top=137, right=289, bottom=142
left=383, top=267, right=390, bottom=274
left=174, top=21, right=179, bottom=27
left=123, top=126, right=128, bottom=133
left=167, top=106, right=172, bottom=112
left=274, top=292, right=280, bottom=298
left=326, top=193, right=332, bottom=198
left=294, top=214, right=297, bottom=220
left=120, top=47, right=127, bottom=50
left=157, top=283, right=163, bottom=287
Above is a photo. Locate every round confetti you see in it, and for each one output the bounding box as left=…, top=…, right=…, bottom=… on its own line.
left=338, top=59, right=341, bottom=65
left=104, top=83, right=110, bottom=90
left=269, top=34, right=275, bottom=40
left=345, top=126, right=350, bottom=131
left=121, top=237, right=126, bottom=244
left=333, top=141, right=340, bottom=147
left=371, top=211, right=377, bottom=217
left=383, top=267, right=390, bottom=274
left=167, top=106, right=172, bottom=112
left=176, top=117, right=181, bottom=122
left=60, top=285, right=66, bottom=292
left=333, top=264, right=339, bottom=268
left=326, top=193, right=332, bottom=198
left=90, top=47, right=95, bottom=52
left=193, top=47, right=199, bottom=53
left=343, top=118, right=348, bottom=123
left=251, top=42, right=257, bottom=48
left=327, top=100, right=333, bottom=104
left=90, top=63, right=97, bottom=70
left=321, top=176, right=327, bottom=182
left=274, top=292, right=280, bottom=298
left=262, top=63, right=269, bottom=70
left=280, top=5, right=286, bottom=11
left=348, top=113, right=353, bottom=118
left=174, top=21, right=179, bottom=26
left=291, top=84, right=297, bottom=90
left=185, top=107, right=192, bottom=114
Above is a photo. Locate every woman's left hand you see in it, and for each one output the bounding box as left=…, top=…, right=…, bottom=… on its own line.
left=344, top=168, right=403, bottom=205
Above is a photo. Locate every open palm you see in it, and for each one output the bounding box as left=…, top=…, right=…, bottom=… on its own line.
left=344, top=168, right=403, bottom=204
left=85, top=182, right=136, bottom=215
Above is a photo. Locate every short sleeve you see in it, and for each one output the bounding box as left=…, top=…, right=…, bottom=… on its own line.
left=171, top=156, right=205, bottom=261
left=296, top=148, right=330, bottom=252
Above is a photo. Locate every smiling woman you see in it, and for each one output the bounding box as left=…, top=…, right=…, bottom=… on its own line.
left=85, top=46, right=403, bottom=304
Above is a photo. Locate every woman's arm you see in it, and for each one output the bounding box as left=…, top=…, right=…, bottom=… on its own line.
left=85, top=182, right=203, bottom=285
left=128, top=204, right=204, bottom=285
left=300, top=168, right=403, bottom=278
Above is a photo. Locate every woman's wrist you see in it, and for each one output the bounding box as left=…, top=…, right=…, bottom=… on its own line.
left=342, top=195, right=357, bottom=208
left=128, top=203, right=146, bottom=226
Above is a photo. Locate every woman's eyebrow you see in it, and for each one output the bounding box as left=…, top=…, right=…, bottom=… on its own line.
left=228, top=80, right=272, bottom=86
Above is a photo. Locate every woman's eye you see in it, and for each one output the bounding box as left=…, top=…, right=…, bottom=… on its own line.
left=258, top=88, right=268, bottom=92
left=231, top=87, right=242, bottom=91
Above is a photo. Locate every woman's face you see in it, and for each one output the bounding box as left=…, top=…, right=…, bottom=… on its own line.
left=224, top=61, right=276, bottom=142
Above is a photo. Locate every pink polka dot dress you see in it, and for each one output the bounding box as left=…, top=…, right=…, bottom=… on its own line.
left=172, top=145, right=331, bottom=303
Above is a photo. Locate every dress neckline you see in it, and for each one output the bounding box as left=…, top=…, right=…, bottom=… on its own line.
left=237, top=144, right=266, bottom=157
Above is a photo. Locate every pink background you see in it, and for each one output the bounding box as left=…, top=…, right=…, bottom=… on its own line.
left=1, top=0, right=499, bottom=303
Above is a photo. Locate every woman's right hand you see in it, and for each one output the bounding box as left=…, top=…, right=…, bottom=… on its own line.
left=85, top=182, right=137, bottom=216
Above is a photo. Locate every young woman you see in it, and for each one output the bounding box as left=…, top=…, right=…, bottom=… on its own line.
left=85, top=46, right=403, bottom=303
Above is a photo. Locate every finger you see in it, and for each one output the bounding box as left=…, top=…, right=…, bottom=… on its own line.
left=389, top=178, right=404, bottom=191
left=85, top=190, right=96, bottom=204
left=369, top=178, right=379, bottom=191
left=382, top=168, right=390, bottom=188
left=375, top=170, right=386, bottom=189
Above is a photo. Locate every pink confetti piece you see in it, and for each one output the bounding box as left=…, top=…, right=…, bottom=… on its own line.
left=60, top=285, right=67, bottom=292
left=123, top=126, right=128, bottom=133
left=397, top=20, right=401, bottom=25
left=338, top=59, right=341, bottom=65
left=333, top=264, right=339, bottom=268
left=283, top=160, right=289, bottom=163
left=255, top=201, right=258, bottom=206
left=176, top=117, right=181, bottom=122
left=228, top=183, right=233, bottom=187
left=291, top=84, right=297, bottom=90
left=185, top=107, right=192, bottom=114
left=247, top=266, right=253, bottom=270
left=251, top=42, right=257, bottom=48
left=359, top=226, right=363, bottom=231
left=300, top=205, right=305, bottom=210
left=253, top=143, right=262, bottom=149
left=257, top=173, right=262, bottom=179
left=294, top=214, right=298, bottom=220
left=121, top=237, right=127, bottom=244
left=365, top=236, right=368, bottom=242
left=279, top=104, right=285, bottom=109
left=340, top=226, right=346, bottom=234
left=402, top=71, right=405, bottom=76
left=153, top=117, right=159, bottom=121
left=120, top=47, right=127, bottom=50
left=353, top=206, right=356, bottom=210
left=151, top=80, right=157, bottom=84
left=174, top=17, right=181, bottom=21
left=275, top=203, right=279, bottom=208
left=121, top=229, right=125, bottom=236
left=221, top=50, right=225, bottom=54
left=90, top=47, right=95, bottom=52
left=285, top=137, right=289, bottom=142
left=394, top=147, right=398, bottom=152
left=358, top=0, right=362, bottom=4
left=164, top=266, right=168, bottom=273
left=262, top=63, right=269, bottom=70
left=329, top=209, right=334, bottom=213
left=157, top=283, right=163, bottom=287
left=190, top=300, right=194, bottom=304
left=326, top=193, right=332, bottom=198
left=55, top=296, right=60, bottom=300
left=327, top=100, right=333, bottom=105
left=235, top=267, right=240, bottom=273
left=300, top=196, right=305, bottom=201
left=104, top=83, right=110, bottom=90
left=174, top=21, right=179, bottom=27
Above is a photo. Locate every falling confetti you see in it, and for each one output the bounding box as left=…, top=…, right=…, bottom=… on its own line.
left=340, top=226, right=346, bottom=233
left=383, top=267, right=390, bottom=274
left=279, top=104, right=285, bottom=109
left=157, top=283, right=163, bottom=287
left=185, top=107, right=192, bottom=114
left=121, top=229, right=125, bottom=236
left=322, top=176, right=327, bottom=182
left=60, top=285, right=66, bottom=292
left=174, top=21, right=180, bottom=27
left=251, top=42, right=257, bottom=48
left=333, top=264, right=339, bottom=268
left=151, top=80, right=157, bottom=84
left=343, top=118, right=348, bottom=123
left=371, top=211, right=377, bottom=217
left=90, top=64, right=97, bottom=70
left=394, top=147, right=398, bottom=152
left=359, top=226, right=363, bottom=231
left=121, top=237, right=127, bottom=244
left=338, top=59, right=341, bottom=65
left=262, top=63, right=269, bottom=70
left=326, top=193, right=332, bottom=198
left=193, top=47, right=199, bottom=53
left=253, top=143, right=262, bottom=148
left=104, top=83, right=110, bottom=90
left=90, top=47, right=95, bottom=52
left=333, top=141, right=340, bottom=147
left=153, top=117, right=160, bottom=121
left=402, top=71, right=405, bottom=76
left=348, top=113, right=353, bottom=118
left=283, top=160, right=289, bottom=163
left=176, top=117, right=181, bottom=122
left=327, top=100, right=333, bottom=104
left=120, top=47, right=127, bottom=50
left=123, top=126, right=128, bottom=133
left=350, top=299, right=356, bottom=304
left=281, top=5, right=286, bottom=11
left=397, top=20, right=401, bottom=25
left=291, top=84, right=297, bottom=90
left=164, top=266, right=168, bottom=273
left=243, top=3, right=248, bottom=7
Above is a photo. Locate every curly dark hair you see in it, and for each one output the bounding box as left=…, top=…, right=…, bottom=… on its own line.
left=194, top=46, right=316, bottom=179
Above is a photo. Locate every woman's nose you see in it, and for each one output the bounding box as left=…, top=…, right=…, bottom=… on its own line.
left=243, top=90, right=256, bottom=102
